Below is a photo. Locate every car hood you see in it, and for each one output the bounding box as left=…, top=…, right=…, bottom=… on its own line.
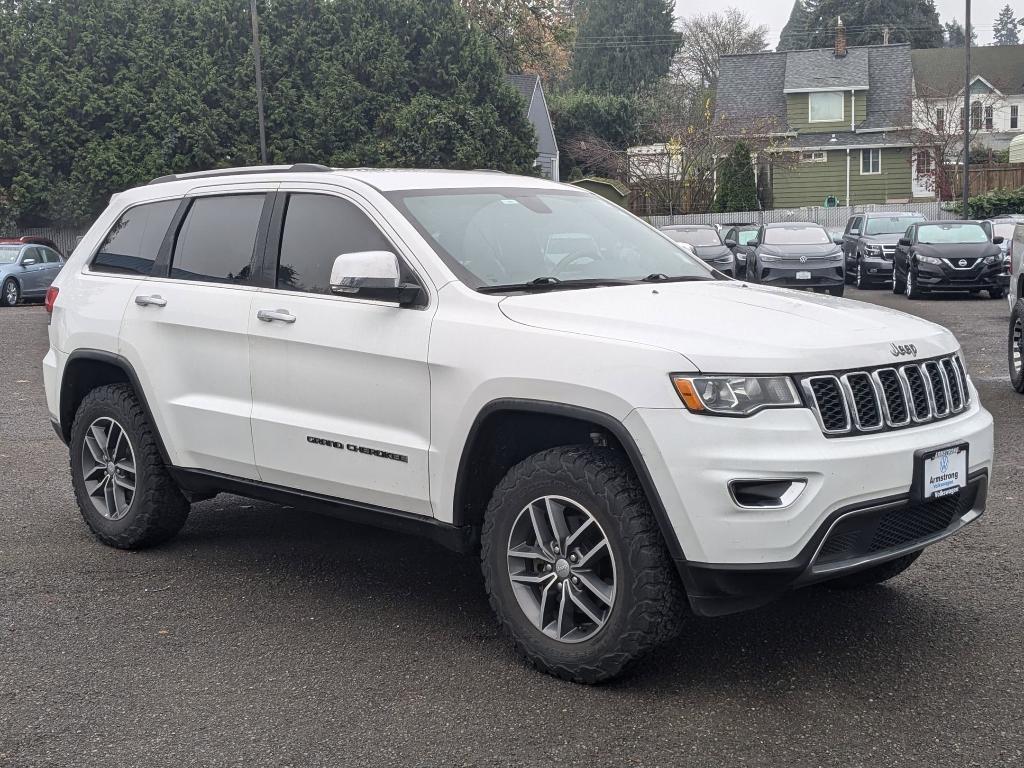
left=759, top=243, right=841, bottom=258
left=860, top=233, right=903, bottom=245
left=916, top=242, right=1001, bottom=258
left=498, top=281, right=956, bottom=373
left=690, top=245, right=733, bottom=261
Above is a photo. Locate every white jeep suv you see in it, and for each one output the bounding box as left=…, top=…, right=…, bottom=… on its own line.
left=43, top=165, right=994, bottom=683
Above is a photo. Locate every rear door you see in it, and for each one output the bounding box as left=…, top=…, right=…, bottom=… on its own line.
left=247, top=186, right=435, bottom=514
left=38, top=247, right=64, bottom=288
left=843, top=216, right=862, bottom=268
left=119, top=187, right=275, bottom=479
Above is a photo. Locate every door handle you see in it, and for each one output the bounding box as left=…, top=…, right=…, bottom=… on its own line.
left=257, top=309, right=296, bottom=324
left=135, top=294, right=167, bottom=307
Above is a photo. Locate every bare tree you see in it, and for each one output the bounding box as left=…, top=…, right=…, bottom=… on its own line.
left=913, top=85, right=1000, bottom=201
left=459, top=0, right=574, bottom=81
left=674, top=8, right=769, bottom=92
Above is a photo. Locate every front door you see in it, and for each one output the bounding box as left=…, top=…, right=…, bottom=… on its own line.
left=248, top=189, right=434, bottom=515
left=119, top=190, right=272, bottom=480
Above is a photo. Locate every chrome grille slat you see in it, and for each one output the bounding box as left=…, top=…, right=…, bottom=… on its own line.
left=802, top=355, right=969, bottom=437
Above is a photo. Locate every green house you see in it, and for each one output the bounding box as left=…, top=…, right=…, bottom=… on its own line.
left=715, top=33, right=914, bottom=209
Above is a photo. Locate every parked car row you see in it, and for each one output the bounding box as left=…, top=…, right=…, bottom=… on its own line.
left=661, top=213, right=1017, bottom=302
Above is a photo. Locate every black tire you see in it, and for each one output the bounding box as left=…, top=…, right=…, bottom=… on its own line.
left=481, top=445, right=686, bottom=684
left=892, top=268, right=906, bottom=294
left=828, top=284, right=845, bottom=297
left=854, top=257, right=868, bottom=289
left=70, top=383, right=190, bottom=549
left=1008, top=299, right=1024, bottom=393
left=823, top=551, right=921, bottom=589
left=989, top=286, right=1007, bottom=300
left=905, top=268, right=924, bottom=299
left=1, top=278, right=19, bottom=307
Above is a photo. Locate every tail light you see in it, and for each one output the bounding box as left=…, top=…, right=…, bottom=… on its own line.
left=45, top=286, right=59, bottom=314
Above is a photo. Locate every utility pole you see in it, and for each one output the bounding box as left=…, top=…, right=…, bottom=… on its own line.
left=962, top=0, right=971, bottom=219
left=249, top=0, right=268, bottom=165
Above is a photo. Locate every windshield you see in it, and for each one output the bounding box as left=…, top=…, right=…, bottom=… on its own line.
left=736, top=230, right=758, bottom=245
left=389, top=188, right=713, bottom=287
left=664, top=228, right=721, bottom=246
left=865, top=215, right=923, bottom=235
left=0, top=246, right=21, bottom=264
left=763, top=226, right=830, bottom=245
left=918, top=223, right=989, bottom=244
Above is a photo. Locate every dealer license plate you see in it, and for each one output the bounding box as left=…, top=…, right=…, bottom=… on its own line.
left=796, top=271, right=811, bottom=280
left=919, top=445, right=967, bottom=499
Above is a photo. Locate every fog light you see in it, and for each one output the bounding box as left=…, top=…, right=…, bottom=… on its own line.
left=729, top=479, right=807, bottom=509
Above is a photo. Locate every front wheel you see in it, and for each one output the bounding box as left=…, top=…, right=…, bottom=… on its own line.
left=481, top=446, right=685, bottom=684
left=1, top=278, right=19, bottom=307
left=892, top=267, right=906, bottom=294
left=989, top=286, right=1007, bottom=300
left=827, top=284, right=845, bottom=297
left=824, top=552, right=921, bottom=589
left=1008, top=299, right=1024, bottom=392
left=70, top=383, right=190, bottom=548
left=905, top=269, right=924, bottom=299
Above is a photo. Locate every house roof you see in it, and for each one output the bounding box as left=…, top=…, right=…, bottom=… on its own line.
left=778, top=129, right=915, bottom=150
left=715, top=44, right=912, bottom=143
left=783, top=48, right=869, bottom=92
left=506, top=73, right=539, bottom=107
left=912, top=45, right=1024, bottom=96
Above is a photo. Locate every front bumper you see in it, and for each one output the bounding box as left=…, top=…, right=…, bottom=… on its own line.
left=859, top=256, right=894, bottom=281
left=914, top=261, right=1005, bottom=291
left=624, top=396, right=993, bottom=615
left=758, top=263, right=843, bottom=289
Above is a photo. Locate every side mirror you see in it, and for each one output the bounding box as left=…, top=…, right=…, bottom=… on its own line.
left=993, top=235, right=1005, bottom=245
left=832, top=237, right=844, bottom=245
left=329, top=251, right=422, bottom=306
left=21, top=257, right=37, bottom=266
left=724, top=239, right=737, bottom=248
left=898, top=238, right=912, bottom=247
left=747, top=239, right=760, bottom=248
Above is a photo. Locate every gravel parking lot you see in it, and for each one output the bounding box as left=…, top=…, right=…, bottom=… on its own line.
left=1, top=289, right=1022, bottom=768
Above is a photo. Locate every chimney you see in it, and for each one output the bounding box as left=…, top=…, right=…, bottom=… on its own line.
left=834, top=16, right=847, bottom=58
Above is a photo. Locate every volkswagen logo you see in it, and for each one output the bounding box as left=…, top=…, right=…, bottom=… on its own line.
left=799, top=255, right=808, bottom=263
left=958, top=259, right=967, bottom=267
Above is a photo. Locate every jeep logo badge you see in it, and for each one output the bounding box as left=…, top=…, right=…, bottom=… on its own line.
left=890, top=343, right=918, bottom=358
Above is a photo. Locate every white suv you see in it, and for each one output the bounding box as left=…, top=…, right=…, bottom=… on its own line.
left=44, top=165, right=994, bottom=683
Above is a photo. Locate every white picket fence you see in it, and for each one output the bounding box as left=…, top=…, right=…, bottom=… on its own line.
left=648, top=201, right=959, bottom=229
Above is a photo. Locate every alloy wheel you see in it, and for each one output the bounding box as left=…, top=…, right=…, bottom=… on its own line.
left=1014, top=316, right=1023, bottom=378
left=3, top=280, right=17, bottom=305
left=905, top=270, right=913, bottom=297
left=856, top=261, right=864, bottom=288
left=80, top=417, right=137, bottom=521
left=506, top=495, right=617, bottom=643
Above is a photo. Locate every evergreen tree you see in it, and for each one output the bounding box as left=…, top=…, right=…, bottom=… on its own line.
left=777, top=0, right=944, bottom=50
left=943, top=18, right=977, bottom=46
left=715, top=142, right=757, bottom=213
left=993, top=5, right=1021, bottom=45
left=0, top=0, right=538, bottom=227
left=570, top=0, right=680, bottom=95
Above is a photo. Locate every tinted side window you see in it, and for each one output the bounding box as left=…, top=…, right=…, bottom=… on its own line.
left=93, top=200, right=179, bottom=276
left=276, top=194, right=392, bottom=294
left=171, top=195, right=264, bottom=283
left=42, top=248, right=61, bottom=263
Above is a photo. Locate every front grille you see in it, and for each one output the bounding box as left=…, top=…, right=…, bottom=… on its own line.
left=815, top=488, right=973, bottom=567
left=801, top=354, right=969, bottom=437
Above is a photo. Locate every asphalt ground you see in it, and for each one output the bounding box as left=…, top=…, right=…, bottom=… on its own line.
left=1, top=287, right=1022, bottom=767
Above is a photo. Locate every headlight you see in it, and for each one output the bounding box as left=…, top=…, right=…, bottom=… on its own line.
left=916, top=254, right=942, bottom=265
left=671, top=374, right=802, bottom=416
left=983, top=254, right=1000, bottom=265
left=864, top=244, right=884, bottom=256
left=827, top=251, right=843, bottom=261
left=759, top=254, right=781, bottom=262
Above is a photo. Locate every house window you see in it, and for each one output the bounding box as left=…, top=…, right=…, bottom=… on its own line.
left=800, top=151, right=827, bottom=163
left=971, top=101, right=982, bottom=130
left=860, top=148, right=881, bottom=175
left=916, top=150, right=933, bottom=174
left=935, top=108, right=945, bottom=133
left=1012, top=106, right=1019, bottom=130
left=985, top=106, right=993, bottom=130
left=808, top=91, right=844, bottom=123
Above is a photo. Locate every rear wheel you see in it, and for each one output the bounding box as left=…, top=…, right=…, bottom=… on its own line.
left=1, top=278, right=19, bottom=307
left=481, top=445, right=685, bottom=684
left=1008, top=299, right=1024, bottom=393
left=70, top=383, right=190, bottom=548
left=824, top=552, right=921, bottom=589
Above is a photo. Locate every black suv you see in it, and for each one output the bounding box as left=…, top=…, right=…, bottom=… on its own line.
left=841, top=212, right=924, bottom=289
left=893, top=220, right=1006, bottom=299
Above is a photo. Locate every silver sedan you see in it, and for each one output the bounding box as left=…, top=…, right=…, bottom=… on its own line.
left=0, top=243, right=65, bottom=307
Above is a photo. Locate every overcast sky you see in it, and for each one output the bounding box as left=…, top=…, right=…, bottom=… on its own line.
left=674, top=1, right=1007, bottom=47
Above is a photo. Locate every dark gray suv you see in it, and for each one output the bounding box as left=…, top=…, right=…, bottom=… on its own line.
left=842, top=212, right=924, bottom=289
left=746, top=222, right=845, bottom=296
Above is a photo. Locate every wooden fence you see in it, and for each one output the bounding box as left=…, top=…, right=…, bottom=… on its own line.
left=941, top=163, right=1024, bottom=198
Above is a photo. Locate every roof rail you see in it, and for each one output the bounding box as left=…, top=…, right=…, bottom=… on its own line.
left=148, top=163, right=332, bottom=185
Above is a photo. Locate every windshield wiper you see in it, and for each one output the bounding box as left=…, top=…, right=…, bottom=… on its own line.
left=477, top=277, right=637, bottom=294
left=640, top=274, right=715, bottom=283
